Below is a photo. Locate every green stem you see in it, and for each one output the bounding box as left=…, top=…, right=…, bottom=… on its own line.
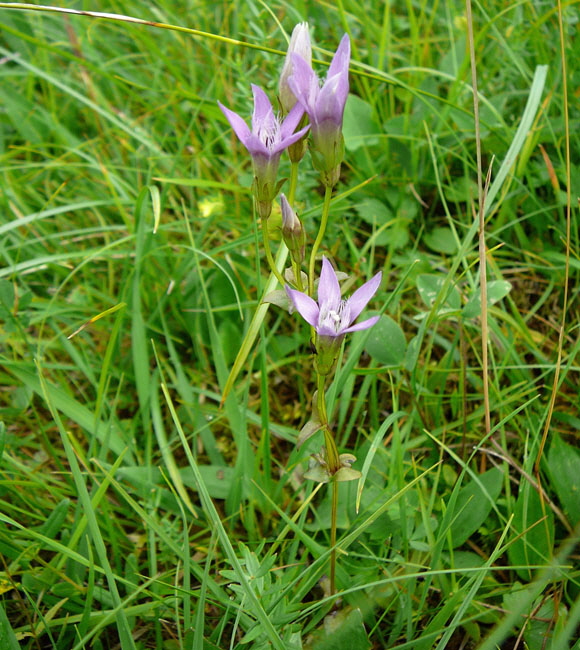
left=308, top=184, right=333, bottom=296
left=288, top=162, right=303, bottom=290
left=330, top=477, right=338, bottom=595
left=291, top=259, right=304, bottom=292
left=317, top=371, right=340, bottom=596
left=288, top=162, right=299, bottom=206
left=261, top=215, right=286, bottom=287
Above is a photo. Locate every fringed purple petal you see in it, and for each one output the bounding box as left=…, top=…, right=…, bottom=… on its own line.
left=272, top=123, right=310, bottom=154
left=243, top=133, right=274, bottom=158
left=317, top=323, right=342, bottom=337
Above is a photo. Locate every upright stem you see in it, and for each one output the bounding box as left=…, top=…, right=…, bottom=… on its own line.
left=287, top=163, right=304, bottom=290
left=317, top=371, right=340, bottom=595
left=261, top=219, right=286, bottom=287
left=308, top=185, right=333, bottom=296
left=287, top=162, right=299, bottom=206
left=330, top=478, right=338, bottom=596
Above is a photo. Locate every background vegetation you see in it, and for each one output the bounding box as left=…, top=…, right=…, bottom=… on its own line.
left=0, top=1, right=579, bottom=648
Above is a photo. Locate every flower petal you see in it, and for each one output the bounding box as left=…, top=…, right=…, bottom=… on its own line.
left=342, top=315, right=380, bottom=333
left=280, top=101, right=306, bottom=140
left=279, top=23, right=312, bottom=113
left=251, top=84, right=276, bottom=133
left=217, top=101, right=252, bottom=148
left=346, top=271, right=382, bottom=323
left=317, top=322, right=342, bottom=337
left=288, top=53, right=318, bottom=114
left=243, top=133, right=273, bottom=158
left=273, top=123, right=310, bottom=154
left=327, top=33, right=350, bottom=80
left=316, top=72, right=347, bottom=125
left=318, top=257, right=342, bottom=310
left=286, top=286, right=319, bottom=327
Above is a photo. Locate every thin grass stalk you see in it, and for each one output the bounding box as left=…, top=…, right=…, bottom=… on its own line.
left=535, top=0, right=571, bottom=477
left=465, top=0, right=491, bottom=454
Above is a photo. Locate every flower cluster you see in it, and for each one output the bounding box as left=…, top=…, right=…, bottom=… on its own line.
left=218, top=23, right=352, bottom=219
left=218, top=24, right=383, bottom=486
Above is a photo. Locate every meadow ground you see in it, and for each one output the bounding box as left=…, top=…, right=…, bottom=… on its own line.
left=0, top=1, right=579, bottom=649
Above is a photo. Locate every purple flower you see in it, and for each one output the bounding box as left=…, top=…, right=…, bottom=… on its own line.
left=288, top=34, right=350, bottom=183
left=286, top=257, right=381, bottom=374
left=218, top=85, right=309, bottom=218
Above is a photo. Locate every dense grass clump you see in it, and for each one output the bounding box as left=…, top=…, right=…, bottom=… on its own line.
left=0, top=2, right=579, bottom=649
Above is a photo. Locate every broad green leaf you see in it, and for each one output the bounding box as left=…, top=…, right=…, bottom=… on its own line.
left=364, top=315, right=407, bottom=366
left=353, top=198, right=391, bottom=246
left=424, top=226, right=458, bottom=255
left=448, top=467, right=503, bottom=548
left=547, top=434, right=580, bottom=527
left=507, top=481, right=554, bottom=581
left=463, top=281, right=513, bottom=319
left=417, top=274, right=461, bottom=311
left=343, top=95, right=381, bottom=151
left=305, top=607, right=370, bottom=650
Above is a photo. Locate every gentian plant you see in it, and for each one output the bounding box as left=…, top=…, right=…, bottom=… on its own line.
left=220, top=24, right=382, bottom=597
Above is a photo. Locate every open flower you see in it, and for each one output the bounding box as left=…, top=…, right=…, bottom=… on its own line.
left=218, top=85, right=309, bottom=218
left=288, top=34, right=350, bottom=185
left=286, top=257, right=381, bottom=374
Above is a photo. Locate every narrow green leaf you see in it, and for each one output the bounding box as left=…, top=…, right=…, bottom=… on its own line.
left=508, top=480, right=555, bottom=581
left=222, top=243, right=289, bottom=402
left=484, top=64, right=548, bottom=215
left=0, top=602, right=20, bottom=650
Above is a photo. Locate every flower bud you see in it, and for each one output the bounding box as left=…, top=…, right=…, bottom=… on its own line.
left=280, top=194, right=305, bottom=264
left=279, top=23, right=312, bottom=114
